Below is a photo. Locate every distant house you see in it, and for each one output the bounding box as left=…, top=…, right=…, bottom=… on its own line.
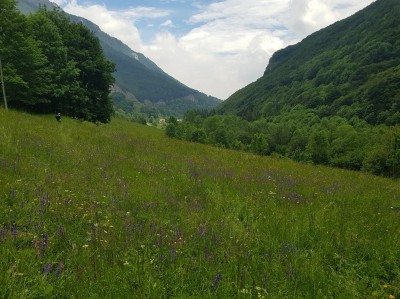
left=159, top=119, right=166, bottom=124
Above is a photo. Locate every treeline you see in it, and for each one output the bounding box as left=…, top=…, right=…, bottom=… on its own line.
left=0, top=0, right=115, bottom=122
left=166, top=108, right=400, bottom=177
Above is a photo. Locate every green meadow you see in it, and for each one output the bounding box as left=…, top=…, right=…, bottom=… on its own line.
left=0, top=108, right=399, bottom=298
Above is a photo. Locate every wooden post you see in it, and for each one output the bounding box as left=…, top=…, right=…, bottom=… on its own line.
left=0, top=56, right=7, bottom=111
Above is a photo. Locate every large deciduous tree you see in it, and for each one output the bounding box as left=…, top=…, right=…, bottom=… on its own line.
left=1, top=3, right=115, bottom=123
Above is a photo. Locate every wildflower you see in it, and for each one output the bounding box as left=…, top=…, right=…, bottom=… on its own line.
left=198, top=225, right=205, bottom=238
left=10, top=225, right=17, bottom=240
left=58, top=225, right=65, bottom=237
left=170, top=247, right=176, bottom=262
left=82, top=244, right=89, bottom=248
left=43, top=263, right=53, bottom=274
left=286, top=193, right=303, bottom=203
left=384, top=285, right=388, bottom=288
left=0, top=228, right=6, bottom=241
left=389, top=295, right=395, bottom=299
left=55, top=262, right=64, bottom=277
left=40, top=234, right=49, bottom=256
left=211, top=272, right=222, bottom=293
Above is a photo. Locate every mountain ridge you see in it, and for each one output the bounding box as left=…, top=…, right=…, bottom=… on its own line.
left=17, top=0, right=221, bottom=117
left=165, top=0, right=400, bottom=176
left=217, top=0, right=400, bottom=125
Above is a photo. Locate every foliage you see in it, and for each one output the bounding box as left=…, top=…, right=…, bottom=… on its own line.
left=217, top=0, right=400, bottom=126
left=166, top=0, right=400, bottom=178
left=0, top=3, right=115, bottom=122
left=1, top=108, right=399, bottom=298
left=17, top=0, right=222, bottom=118
left=168, top=109, right=400, bottom=177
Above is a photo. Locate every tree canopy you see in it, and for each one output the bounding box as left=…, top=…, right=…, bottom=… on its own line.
left=0, top=2, right=115, bottom=122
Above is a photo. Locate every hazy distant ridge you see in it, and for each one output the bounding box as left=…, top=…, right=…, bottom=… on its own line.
left=17, top=0, right=221, bottom=117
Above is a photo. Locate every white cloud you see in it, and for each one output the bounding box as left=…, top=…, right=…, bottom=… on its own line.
left=51, top=0, right=68, bottom=5
left=161, top=20, right=174, bottom=27
left=58, top=0, right=375, bottom=99
left=117, top=7, right=170, bottom=20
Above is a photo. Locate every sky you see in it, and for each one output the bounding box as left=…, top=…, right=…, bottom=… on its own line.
left=52, top=0, right=375, bottom=100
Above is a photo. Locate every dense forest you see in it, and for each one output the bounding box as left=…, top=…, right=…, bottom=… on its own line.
left=218, top=0, right=400, bottom=126
left=166, top=0, right=400, bottom=177
left=0, top=0, right=115, bottom=123
left=166, top=109, right=400, bottom=177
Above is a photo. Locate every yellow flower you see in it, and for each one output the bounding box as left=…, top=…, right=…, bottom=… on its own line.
left=384, top=285, right=388, bottom=288
left=389, top=295, right=395, bottom=299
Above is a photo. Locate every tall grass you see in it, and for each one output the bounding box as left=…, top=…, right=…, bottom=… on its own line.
left=0, top=108, right=399, bottom=298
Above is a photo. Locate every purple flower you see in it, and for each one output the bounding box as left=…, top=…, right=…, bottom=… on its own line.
left=55, top=262, right=64, bottom=277
left=246, top=250, right=251, bottom=258
left=58, top=225, right=65, bottom=237
left=170, top=247, right=176, bottom=262
left=198, top=225, right=205, bottom=238
left=91, top=224, right=97, bottom=238
left=281, top=242, right=296, bottom=255
left=211, top=272, right=222, bottom=292
left=10, top=225, right=17, bottom=240
left=43, top=263, right=53, bottom=274
left=39, top=234, right=49, bottom=256
left=212, top=233, right=220, bottom=245
left=150, top=223, right=156, bottom=234
left=286, top=193, right=303, bottom=203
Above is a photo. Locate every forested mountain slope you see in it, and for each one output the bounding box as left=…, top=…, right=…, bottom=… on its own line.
left=218, top=0, right=400, bottom=126
left=16, top=0, right=221, bottom=117
left=166, top=0, right=400, bottom=177
left=72, top=16, right=221, bottom=117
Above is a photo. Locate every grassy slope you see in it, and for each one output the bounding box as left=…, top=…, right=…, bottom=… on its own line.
left=0, top=108, right=399, bottom=298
